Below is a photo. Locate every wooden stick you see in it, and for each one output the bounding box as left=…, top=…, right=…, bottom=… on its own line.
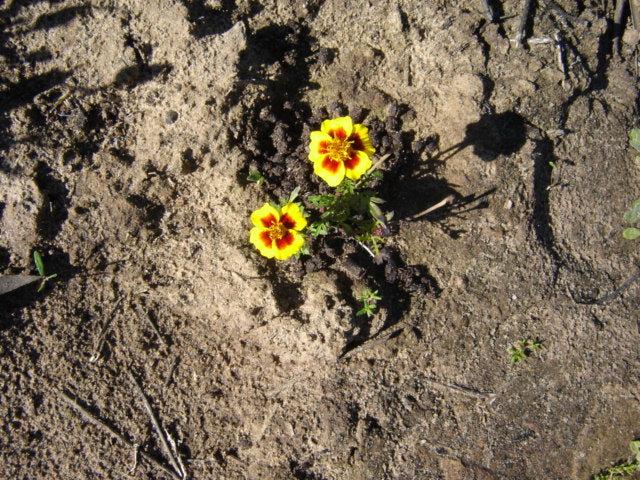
left=406, top=195, right=455, bottom=221
left=630, top=0, right=640, bottom=29
left=57, top=390, right=180, bottom=480
left=480, top=0, right=495, bottom=22
left=127, top=368, right=184, bottom=479
left=90, top=297, right=124, bottom=363
left=515, top=0, right=534, bottom=46
left=615, top=0, right=628, bottom=54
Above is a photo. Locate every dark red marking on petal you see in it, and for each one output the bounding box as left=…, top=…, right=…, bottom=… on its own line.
left=349, top=133, right=365, bottom=151
left=334, top=127, right=347, bottom=140
left=259, top=230, right=273, bottom=248
left=321, top=156, right=342, bottom=174
left=260, top=213, right=277, bottom=228
left=275, top=231, right=295, bottom=250
left=279, top=214, right=296, bottom=230
left=344, top=151, right=361, bottom=171
left=318, top=140, right=329, bottom=154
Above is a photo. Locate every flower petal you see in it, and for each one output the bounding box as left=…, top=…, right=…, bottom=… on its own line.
left=314, top=155, right=345, bottom=187
left=350, top=124, right=376, bottom=157
left=320, top=116, right=353, bottom=140
left=344, top=150, right=372, bottom=181
left=250, top=203, right=279, bottom=228
left=250, top=226, right=276, bottom=258
left=273, top=230, right=305, bottom=260
left=280, top=203, right=307, bottom=231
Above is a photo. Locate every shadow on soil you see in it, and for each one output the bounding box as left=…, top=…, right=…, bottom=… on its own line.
left=0, top=246, right=78, bottom=330
left=180, top=0, right=262, bottom=38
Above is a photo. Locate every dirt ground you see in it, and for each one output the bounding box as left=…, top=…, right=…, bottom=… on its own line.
left=1, top=0, right=640, bottom=479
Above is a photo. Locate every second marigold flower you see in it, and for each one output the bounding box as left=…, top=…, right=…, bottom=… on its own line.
left=308, top=116, right=375, bottom=187
left=249, top=202, right=307, bottom=260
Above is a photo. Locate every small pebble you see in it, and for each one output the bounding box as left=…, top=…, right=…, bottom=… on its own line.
left=165, top=110, right=178, bottom=124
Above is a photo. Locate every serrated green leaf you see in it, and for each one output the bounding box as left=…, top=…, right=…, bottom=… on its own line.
left=34, top=251, right=45, bottom=276
left=623, top=199, right=640, bottom=224
left=623, top=227, right=640, bottom=240
left=630, top=129, right=640, bottom=151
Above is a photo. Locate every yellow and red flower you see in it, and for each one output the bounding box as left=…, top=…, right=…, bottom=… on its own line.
left=308, top=116, right=376, bottom=187
left=250, top=202, right=307, bottom=260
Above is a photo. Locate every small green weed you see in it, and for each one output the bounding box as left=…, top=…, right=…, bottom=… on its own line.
left=623, top=129, right=640, bottom=240
left=247, top=170, right=265, bottom=186
left=508, top=339, right=542, bottom=365
left=356, top=289, right=381, bottom=317
left=594, top=441, right=640, bottom=480
left=33, top=251, right=57, bottom=292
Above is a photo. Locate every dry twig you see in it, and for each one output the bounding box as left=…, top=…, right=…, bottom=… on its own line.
left=90, top=297, right=124, bottom=363
left=127, top=368, right=185, bottom=479
left=57, top=389, right=180, bottom=480
left=515, top=0, right=535, bottom=46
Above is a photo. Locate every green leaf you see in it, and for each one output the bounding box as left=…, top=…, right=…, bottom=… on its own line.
left=630, top=129, right=640, bottom=151
left=34, top=251, right=45, bottom=276
left=246, top=170, right=264, bottom=184
left=623, top=227, right=640, bottom=240
left=288, top=186, right=301, bottom=204
left=624, top=199, right=640, bottom=224
left=309, top=221, right=329, bottom=237
left=630, top=440, right=640, bottom=459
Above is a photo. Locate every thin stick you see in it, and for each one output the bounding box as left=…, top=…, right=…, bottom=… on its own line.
left=164, top=357, right=179, bottom=388
left=57, top=390, right=180, bottom=480
left=133, top=303, right=167, bottom=348
left=592, top=269, right=640, bottom=305
left=480, top=0, right=495, bottom=22
left=541, top=0, right=589, bottom=27
left=630, top=0, right=640, bottom=29
left=421, top=377, right=497, bottom=401
left=615, top=0, right=628, bottom=54
left=555, top=33, right=568, bottom=86
left=515, top=0, right=534, bottom=46
left=90, top=297, right=124, bottom=363
left=127, top=368, right=184, bottom=479
left=406, top=195, right=454, bottom=221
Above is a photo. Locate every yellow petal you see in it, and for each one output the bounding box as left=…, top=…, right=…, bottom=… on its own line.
left=273, top=230, right=305, bottom=260
left=309, top=130, right=333, bottom=162
left=310, top=130, right=332, bottom=143
left=351, top=123, right=376, bottom=157
left=250, top=203, right=279, bottom=228
left=344, top=150, right=372, bottom=181
left=250, top=226, right=276, bottom=258
left=314, top=156, right=345, bottom=187
left=320, top=116, right=353, bottom=139
left=280, top=203, right=307, bottom=231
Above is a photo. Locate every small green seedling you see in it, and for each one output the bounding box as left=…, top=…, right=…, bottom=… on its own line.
left=247, top=170, right=265, bottom=186
left=33, top=251, right=57, bottom=292
left=508, top=339, right=542, bottom=365
left=594, top=441, right=640, bottom=480
left=624, top=129, right=640, bottom=240
left=623, top=199, right=640, bottom=240
left=356, top=289, right=381, bottom=317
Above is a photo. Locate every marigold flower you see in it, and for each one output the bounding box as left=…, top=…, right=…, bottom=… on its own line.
left=308, top=116, right=375, bottom=187
left=250, top=202, right=307, bottom=260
